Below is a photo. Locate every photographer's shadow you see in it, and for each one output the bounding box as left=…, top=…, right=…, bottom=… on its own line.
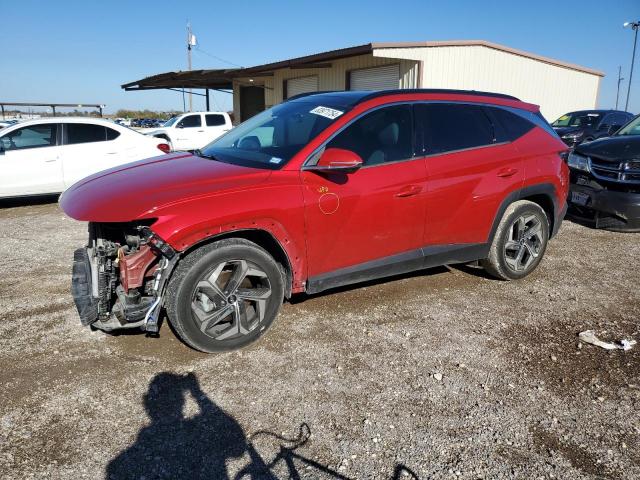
left=106, top=372, right=272, bottom=480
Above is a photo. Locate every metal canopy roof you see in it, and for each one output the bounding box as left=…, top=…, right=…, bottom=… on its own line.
left=122, top=40, right=604, bottom=92
left=121, top=69, right=238, bottom=91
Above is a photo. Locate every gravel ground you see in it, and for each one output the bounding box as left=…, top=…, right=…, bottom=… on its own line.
left=0, top=197, right=638, bottom=480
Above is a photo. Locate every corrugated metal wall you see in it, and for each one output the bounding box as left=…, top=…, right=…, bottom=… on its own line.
left=374, top=46, right=601, bottom=122
left=232, top=54, right=419, bottom=122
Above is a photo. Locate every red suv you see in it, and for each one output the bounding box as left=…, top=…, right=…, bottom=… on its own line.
left=62, top=90, right=569, bottom=352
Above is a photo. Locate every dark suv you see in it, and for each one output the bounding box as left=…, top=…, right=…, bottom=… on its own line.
left=567, top=114, right=640, bottom=231
left=552, top=110, right=633, bottom=147
left=62, top=89, right=569, bottom=353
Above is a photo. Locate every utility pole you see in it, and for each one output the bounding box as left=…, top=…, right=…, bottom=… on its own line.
left=186, top=22, right=196, bottom=112
left=616, top=66, right=624, bottom=109
left=624, top=21, right=639, bottom=111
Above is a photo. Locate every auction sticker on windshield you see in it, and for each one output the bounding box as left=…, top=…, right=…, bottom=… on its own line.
left=310, top=106, right=344, bottom=120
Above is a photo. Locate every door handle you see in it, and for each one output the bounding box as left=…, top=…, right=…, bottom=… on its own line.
left=497, top=167, right=518, bottom=178
left=395, top=185, right=422, bottom=198
left=197, top=130, right=205, bottom=133
left=44, top=158, right=57, bottom=163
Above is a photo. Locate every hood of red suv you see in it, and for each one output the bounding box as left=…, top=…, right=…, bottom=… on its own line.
left=60, top=153, right=272, bottom=222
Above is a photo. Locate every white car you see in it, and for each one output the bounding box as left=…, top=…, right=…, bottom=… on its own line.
left=145, top=111, right=232, bottom=151
left=0, top=117, right=170, bottom=198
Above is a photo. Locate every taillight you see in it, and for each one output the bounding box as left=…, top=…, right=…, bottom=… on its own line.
left=157, top=143, right=171, bottom=154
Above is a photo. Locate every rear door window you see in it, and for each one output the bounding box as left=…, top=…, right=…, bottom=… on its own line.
left=415, top=103, right=495, bottom=155
left=205, top=114, right=226, bottom=126
left=178, top=115, right=202, bottom=128
left=610, top=113, right=631, bottom=127
left=65, top=123, right=111, bottom=145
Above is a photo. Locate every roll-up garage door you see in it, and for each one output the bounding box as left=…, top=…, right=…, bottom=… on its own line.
left=349, top=64, right=400, bottom=91
left=285, top=76, right=319, bottom=99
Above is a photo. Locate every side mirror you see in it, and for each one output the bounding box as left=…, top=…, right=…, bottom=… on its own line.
left=607, top=124, right=621, bottom=135
left=176, top=123, right=184, bottom=129
left=305, top=148, right=363, bottom=173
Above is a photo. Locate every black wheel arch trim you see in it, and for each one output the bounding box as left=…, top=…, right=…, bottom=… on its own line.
left=180, top=228, right=294, bottom=298
left=488, top=184, right=563, bottom=241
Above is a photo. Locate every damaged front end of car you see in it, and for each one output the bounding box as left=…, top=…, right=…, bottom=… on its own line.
left=71, top=221, right=178, bottom=333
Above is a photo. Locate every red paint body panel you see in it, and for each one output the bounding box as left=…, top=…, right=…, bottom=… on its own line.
left=301, top=158, right=427, bottom=277
left=60, top=153, right=272, bottom=222
left=61, top=91, right=568, bottom=294
left=422, top=140, right=525, bottom=246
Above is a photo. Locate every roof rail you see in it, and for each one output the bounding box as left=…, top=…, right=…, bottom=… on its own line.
left=354, top=89, right=520, bottom=103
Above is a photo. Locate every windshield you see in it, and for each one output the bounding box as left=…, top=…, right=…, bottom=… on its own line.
left=201, top=100, right=349, bottom=169
left=615, top=115, right=640, bottom=136
left=163, top=116, right=179, bottom=127
left=552, top=112, right=602, bottom=128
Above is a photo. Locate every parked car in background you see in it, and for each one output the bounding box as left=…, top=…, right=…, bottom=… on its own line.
left=114, top=118, right=132, bottom=127
left=552, top=109, right=633, bottom=147
left=566, top=114, right=640, bottom=231
left=139, top=119, right=157, bottom=129
left=0, top=120, right=19, bottom=129
left=0, top=118, right=170, bottom=198
left=145, top=111, right=232, bottom=151
left=61, top=89, right=568, bottom=352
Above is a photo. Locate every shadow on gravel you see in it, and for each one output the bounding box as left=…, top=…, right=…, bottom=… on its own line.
left=108, top=372, right=420, bottom=479
left=0, top=194, right=59, bottom=209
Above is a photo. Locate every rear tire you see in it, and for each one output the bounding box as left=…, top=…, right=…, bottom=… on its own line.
left=166, top=239, right=284, bottom=353
left=481, top=200, right=549, bottom=280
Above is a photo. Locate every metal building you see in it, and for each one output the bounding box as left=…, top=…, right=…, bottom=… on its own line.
left=123, top=40, right=604, bottom=123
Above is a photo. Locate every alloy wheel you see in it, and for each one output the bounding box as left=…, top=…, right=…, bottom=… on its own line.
left=191, top=259, right=272, bottom=341
left=503, top=214, right=544, bottom=272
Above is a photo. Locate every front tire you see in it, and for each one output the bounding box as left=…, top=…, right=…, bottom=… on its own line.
left=166, top=239, right=284, bottom=353
left=481, top=200, right=549, bottom=280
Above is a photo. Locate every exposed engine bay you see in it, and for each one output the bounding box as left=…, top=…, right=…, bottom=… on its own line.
left=71, top=221, right=177, bottom=333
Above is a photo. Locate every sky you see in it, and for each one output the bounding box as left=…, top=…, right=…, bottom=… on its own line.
left=1, top=0, right=639, bottom=116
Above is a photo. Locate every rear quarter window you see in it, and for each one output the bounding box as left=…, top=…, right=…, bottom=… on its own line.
left=205, top=114, right=227, bottom=126
left=486, top=107, right=536, bottom=142
left=106, top=127, right=120, bottom=140
left=66, top=124, right=109, bottom=145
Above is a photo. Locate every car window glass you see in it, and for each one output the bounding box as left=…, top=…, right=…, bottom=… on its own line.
left=600, top=114, right=614, bottom=127
left=326, top=104, right=413, bottom=166
left=178, top=115, right=202, bottom=128
left=552, top=113, right=601, bottom=127
left=0, top=124, right=57, bottom=151
left=106, top=127, right=120, bottom=140
left=416, top=104, right=494, bottom=155
left=487, top=107, right=535, bottom=142
left=205, top=114, right=226, bottom=127
left=203, top=100, right=348, bottom=169
left=66, top=124, right=108, bottom=144
left=613, top=114, right=629, bottom=126
left=616, top=115, right=640, bottom=136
